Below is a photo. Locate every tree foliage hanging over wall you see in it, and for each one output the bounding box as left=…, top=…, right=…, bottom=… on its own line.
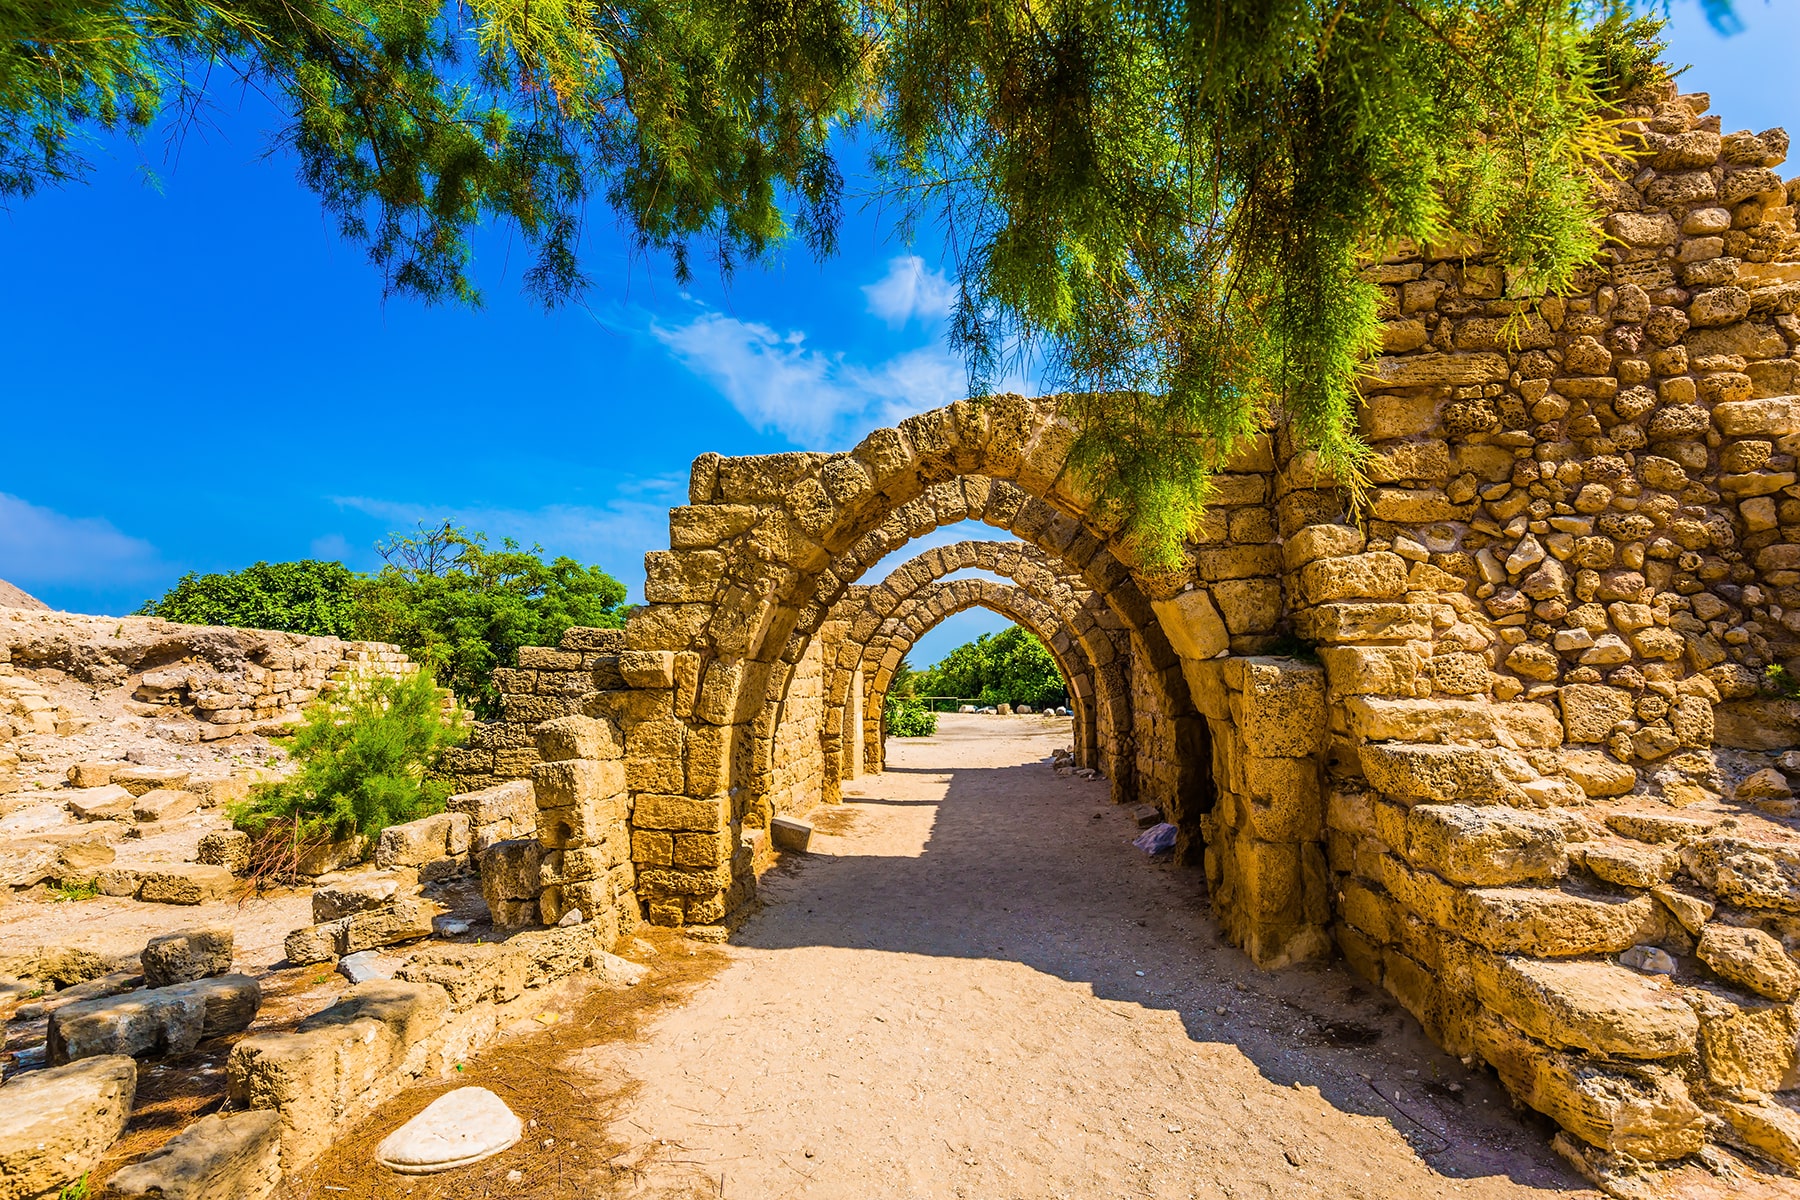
left=10, top=2, right=1677, bottom=561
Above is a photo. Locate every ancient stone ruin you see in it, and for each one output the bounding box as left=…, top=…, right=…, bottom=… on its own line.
left=438, top=83, right=1800, bottom=1184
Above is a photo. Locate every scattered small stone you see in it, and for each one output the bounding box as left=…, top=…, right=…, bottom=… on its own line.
left=556, top=907, right=584, bottom=927
left=338, top=951, right=392, bottom=984
left=769, top=816, right=812, bottom=853
left=1619, top=945, right=1677, bottom=976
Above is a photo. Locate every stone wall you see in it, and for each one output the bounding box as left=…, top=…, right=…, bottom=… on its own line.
left=0, top=609, right=412, bottom=737
left=766, top=635, right=826, bottom=819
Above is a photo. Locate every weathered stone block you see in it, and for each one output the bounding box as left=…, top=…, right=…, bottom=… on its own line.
left=395, top=943, right=529, bottom=1010
left=1296, top=603, right=1436, bottom=644
left=448, top=778, right=536, bottom=826
left=1558, top=684, right=1635, bottom=744
left=1149, top=590, right=1228, bottom=661
left=1455, top=889, right=1658, bottom=957
left=197, top=830, right=252, bottom=875
left=633, top=793, right=729, bottom=832
left=49, top=986, right=205, bottom=1064
left=142, top=927, right=233, bottom=987
left=68, top=784, right=135, bottom=821
left=1473, top=1016, right=1704, bottom=1160
left=1472, top=956, right=1696, bottom=1058
left=1688, top=985, right=1798, bottom=1092
left=535, top=714, right=624, bottom=763
left=0, top=1056, right=136, bottom=1200
left=136, top=865, right=236, bottom=905
left=1235, top=659, right=1326, bottom=758
left=532, top=759, right=627, bottom=809
left=1696, top=924, right=1800, bottom=1000
left=132, top=788, right=198, bottom=823
left=375, top=812, right=470, bottom=869
left=102, top=1109, right=283, bottom=1200
left=1404, top=804, right=1565, bottom=886
left=1360, top=744, right=1529, bottom=805
left=1300, top=552, right=1408, bottom=604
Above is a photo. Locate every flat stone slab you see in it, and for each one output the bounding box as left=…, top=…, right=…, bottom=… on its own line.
left=103, top=1109, right=281, bottom=1200
left=769, top=816, right=812, bottom=853
left=376, top=1087, right=522, bottom=1174
left=143, top=926, right=234, bottom=987
left=48, top=974, right=260, bottom=1064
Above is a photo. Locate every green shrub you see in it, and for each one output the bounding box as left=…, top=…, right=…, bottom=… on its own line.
left=885, top=695, right=938, bottom=738
left=231, top=670, right=462, bottom=848
left=136, top=560, right=361, bottom=636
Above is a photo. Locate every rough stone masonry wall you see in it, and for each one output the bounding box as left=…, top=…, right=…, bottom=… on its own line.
left=766, top=634, right=826, bottom=820
left=1276, top=83, right=1800, bottom=1179
left=0, top=609, right=412, bottom=736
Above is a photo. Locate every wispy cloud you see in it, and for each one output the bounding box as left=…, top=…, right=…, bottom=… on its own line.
left=330, top=478, right=687, bottom=600
left=0, top=493, right=164, bottom=586
left=649, top=310, right=967, bottom=447
left=862, top=255, right=957, bottom=328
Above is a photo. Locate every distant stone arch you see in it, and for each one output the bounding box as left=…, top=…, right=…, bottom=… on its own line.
left=821, top=540, right=1132, bottom=799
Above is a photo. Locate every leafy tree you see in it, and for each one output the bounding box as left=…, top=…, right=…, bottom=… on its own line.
left=9, top=2, right=1687, bottom=561
left=136, top=559, right=360, bottom=636
left=916, top=626, right=1067, bottom=710
left=231, top=669, right=461, bottom=846
left=353, top=521, right=628, bottom=714
left=134, top=522, right=629, bottom=712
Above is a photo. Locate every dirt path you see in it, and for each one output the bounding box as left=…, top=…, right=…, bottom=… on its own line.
left=572, top=715, right=1603, bottom=1200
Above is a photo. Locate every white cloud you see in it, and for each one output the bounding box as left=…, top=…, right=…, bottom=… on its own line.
left=862, top=255, right=957, bottom=328
left=0, top=493, right=163, bottom=585
left=309, top=533, right=352, bottom=562
left=330, top=479, right=688, bottom=602
left=650, top=310, right=968, bottom=447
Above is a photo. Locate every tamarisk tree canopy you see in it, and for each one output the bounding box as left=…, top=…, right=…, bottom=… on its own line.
left=5, top=0, right=1679, bottom=562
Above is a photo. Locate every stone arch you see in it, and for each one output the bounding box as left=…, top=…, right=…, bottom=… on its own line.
left=821, top=540, right=1133, bottom=798
left=859, top=578, right=1096, bottom=758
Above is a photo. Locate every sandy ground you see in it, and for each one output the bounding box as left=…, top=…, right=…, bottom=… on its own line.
left=568, top=715, right=1629, bottom=1200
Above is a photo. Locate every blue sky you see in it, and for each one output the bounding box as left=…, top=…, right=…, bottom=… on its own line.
left=1, top=0, right=1794, bottom=668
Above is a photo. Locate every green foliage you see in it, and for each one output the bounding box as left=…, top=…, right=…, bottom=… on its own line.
left=58, top=1176, right=91, bottom=1200
left=916, top=625, right=1067, bottom=710
left=353, top=522, right=627, bottom=714
left=1764, top=664, right=1800, bottom=700
left=136, top=559, right=361, bottom=637
left=51, top=877, right=100, bottom=903
left=10, top=2, right=1679, bottom=561
left=135, top=522, right=628, bottom=713
left=231, top=670, right=461, bottom=845
left=884, top=694, right=938, bottom=738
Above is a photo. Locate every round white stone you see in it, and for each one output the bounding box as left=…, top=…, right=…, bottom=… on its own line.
left=376, top=1087, right=522, bottom=1174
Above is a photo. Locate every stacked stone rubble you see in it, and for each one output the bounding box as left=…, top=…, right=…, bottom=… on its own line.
left=530, top=714, right=640, bottom=942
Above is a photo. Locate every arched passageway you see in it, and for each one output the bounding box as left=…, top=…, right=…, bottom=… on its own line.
left=820, top=540, right=1134, bottom=801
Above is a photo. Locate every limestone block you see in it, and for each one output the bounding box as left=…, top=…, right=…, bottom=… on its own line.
left=171, top=975, right=262, bottom=1038
left=375, top=813, right=471, bottom=869
left=67, top=762, right=119, bottom=789
left=1713, top=1096, right=1800, bottom=1171
left=1365, top=352, right=1508, bottom=388
left=197, top=831, right=252, bottom=875
left=68, top=784, right=135, bottom=821
left=0, top=1056, right=136, bottom=1200
left=142, top=927, right=233, bottom=987
left=1211, top=578, right=1281, bottom=635
left=1473, top=956, right=1696, bottom=1058
left=503, top=922, right=611, bottom=985
left=534, top=715, right=623, bottom=763
left=1473, top=1016, right=1705, bottom=1160
left=49, top=987, right=206, bottom=1064
left=102, top=1109, right=282, bottom=1200
left=1579, top=841, right=1677, bottom=889
left=1320, top=647, right=1422, bottom=698
left=632, top=793, right=728, bottom=833
left=1300, top=552, right=1408, bottom=604
left=137, top=865, right=236, bottom=905
left=1149, top=591, right=1228, bottom=661
left=1296, top=603, right=1435, bottom=644
left=311, top=876, right=402, bottom=923
left=1368, top=488, right=1474, bottom=523
left=1558, top=751, right=1636, bottom=798
left=1713, top=395, right=1800, bottom=436
left=1345, top=697, right=1564, bottom=748
left=1683, top=835, right=1800, bottom=912
left=1404, top=804, right=1565, bottom=886
left=1558, top=684, right=1635, bottom=744
left=1235, top=660, right=1326, bottom=758
left=619, top=650, right=678, bottom=689
left=294, top=837, right=366, bottom=877
left=1696, top=924, right=1800, bottom=1000
left=1687, top=985, right=1798, bottom=1092
left=1455, top=888, right=1659, bottom=957
left=1281, top=524, right=1365, bottom=571
left=1360, top=744, right=1531, bottom=805
left=341, top=899, right=438, bottom=955
left=532, top=759, right=627, bottom=809
left=395, top=943, right=529, bottom=1010
left=112, top=767, right=190, bottom=797
left=132, top=788, right=198, bottom=823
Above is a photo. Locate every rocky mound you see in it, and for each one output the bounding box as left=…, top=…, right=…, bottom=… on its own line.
left=0, top=578, right=49, bottom=611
